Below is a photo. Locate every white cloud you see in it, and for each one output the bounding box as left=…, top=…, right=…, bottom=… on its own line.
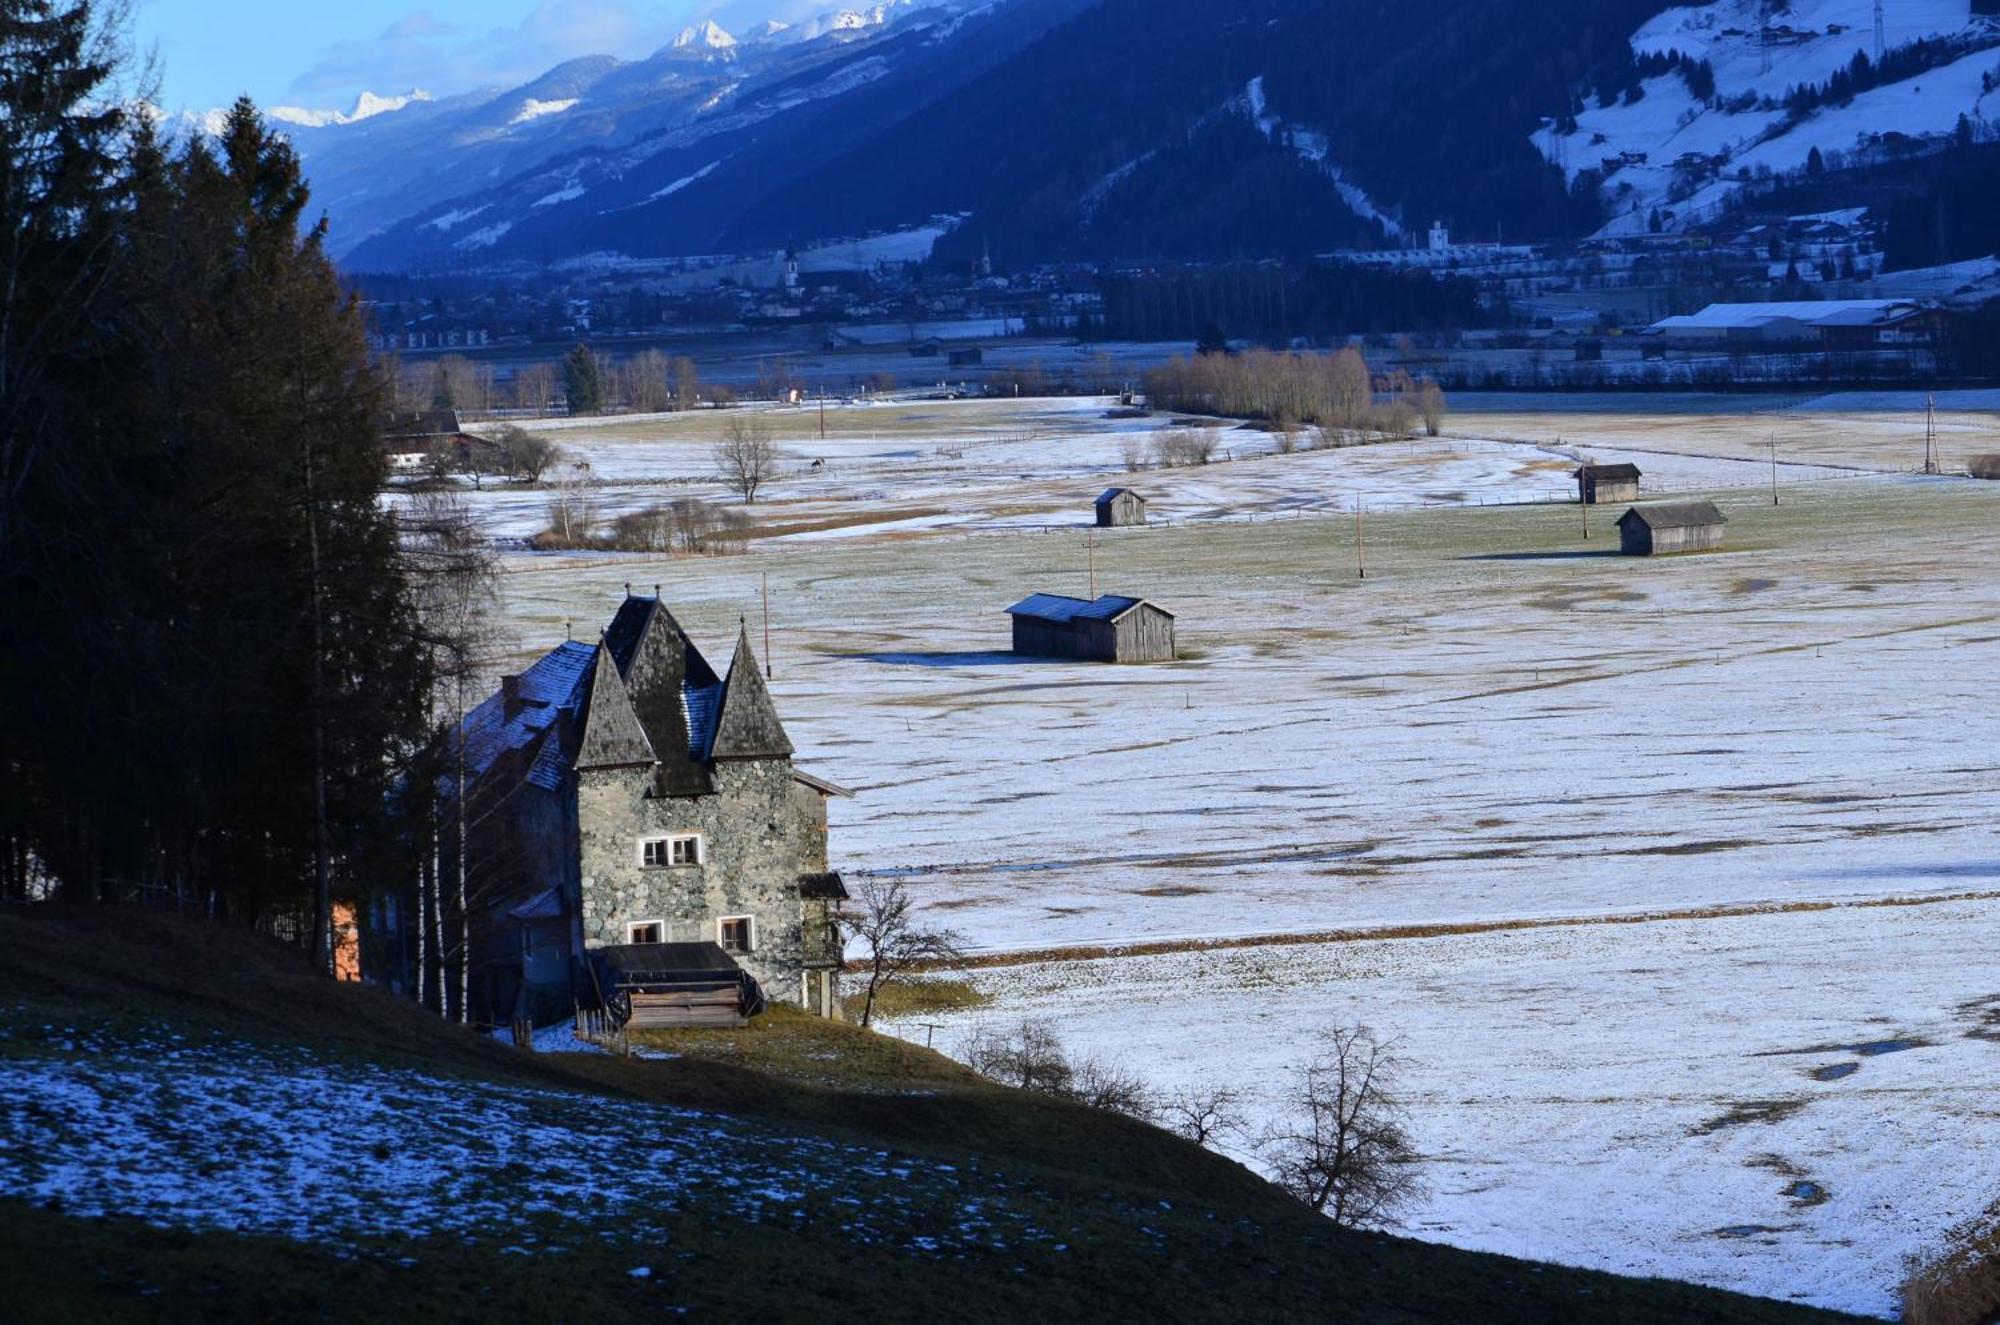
left=285, top=2, right=696, bottom=106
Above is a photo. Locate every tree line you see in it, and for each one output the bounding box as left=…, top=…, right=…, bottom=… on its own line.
left=1144, top=347, right=1445, bottom=440
left=0, top=2, right=455, bottom=975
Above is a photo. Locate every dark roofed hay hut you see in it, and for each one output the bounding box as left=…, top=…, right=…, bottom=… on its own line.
left=1575, top=463, right=1642, bottom=504
left=1094, top=487, right=1148, bottom=527
left=1617, top=500, right=1727, bottom=556
left=1007, top=593, right=1176, bottom=662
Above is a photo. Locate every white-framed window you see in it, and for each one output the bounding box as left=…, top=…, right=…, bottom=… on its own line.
left=627, top=920, right=664, bottom=945
left=718, top=916, right=755, bottom=954
left=640, top=833, right=702, bottom=869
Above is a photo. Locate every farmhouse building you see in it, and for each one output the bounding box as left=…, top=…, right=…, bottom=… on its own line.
left=1007, top=593, right=1176, bottom=662
left=435, top=594, right=852, bottom=1030
left=1094, top=487, right=1148, bottom=527
left=1617, top=501, right=1728, bottom=556
left=1574, top=463, right=1642, bottom=505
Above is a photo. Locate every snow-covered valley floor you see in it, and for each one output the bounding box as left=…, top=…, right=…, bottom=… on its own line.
left=878, top=897, right=2000, bottom=1318
left=488, top=396, right=2000, bottom=1317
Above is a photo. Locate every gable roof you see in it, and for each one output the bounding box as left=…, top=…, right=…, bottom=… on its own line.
left=1617, top=500, right=1727, bottom=530
left=709, top=624, right=794, bottom=760
left=1574, top=463, right=1641, bottom=482
left=1652, top=299, right=1925, bottom=333
left=452, top=640, right=595, bottom=796
left=1095, top=487, right=1146, bottom=507
left=1007, top=593, right=1173, bottom=624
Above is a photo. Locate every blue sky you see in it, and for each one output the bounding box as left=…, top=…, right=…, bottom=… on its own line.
left=132, top=0, right=803, bottom=113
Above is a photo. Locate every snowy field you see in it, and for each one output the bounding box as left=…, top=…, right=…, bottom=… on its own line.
left=486, top=396, right=2000, bottom=1316
left=417, top=393, right=1904, bottom=543
left=877, top=897, right=2000, bottom=1319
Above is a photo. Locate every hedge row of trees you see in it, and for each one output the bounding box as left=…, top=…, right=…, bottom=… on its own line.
left=0, top=2, right=453, bottom=973
left=1144, top=348, right=1446, bottom=439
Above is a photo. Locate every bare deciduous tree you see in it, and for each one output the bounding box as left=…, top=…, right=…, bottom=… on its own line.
left=713, top=415, right=778, bottom=503
left=1261, top=1025, right=1423, bottom=1229
left=1415, top=377, right=1448, bottom=437
left=964, top=1019, right=1155, bottom=1121
left=843, top=874, right=964, bottom=1027
left=398, top=489, right=499, bottom=1020
left=512, top=362, right=555, bottom=413
left=625, top=349, right=671, bottom=414
left=1161, top=1082, right=1245, bottom=1148
left=483, top=424, right=559, bottom=483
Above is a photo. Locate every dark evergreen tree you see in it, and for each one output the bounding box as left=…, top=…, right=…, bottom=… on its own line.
left=1, top=11, right=430, bottom=969
left=563, top=342, right=605, bottom=415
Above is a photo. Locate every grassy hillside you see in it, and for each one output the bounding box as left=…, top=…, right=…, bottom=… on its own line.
left=0, top=909, right=1865, bottom=1324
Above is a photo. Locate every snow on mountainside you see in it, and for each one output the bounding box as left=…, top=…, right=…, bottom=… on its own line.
left=1539, top=0, right=2000, bottom=235
left=673, top=19, right=739, bottom=51
left=268, top=89, right=432, bottom=129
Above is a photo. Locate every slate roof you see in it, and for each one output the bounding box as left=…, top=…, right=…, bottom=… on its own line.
left=576, top=645, right=656, bottom=771
left=454, top=640, right=595, bottom=794
left=798, top=872, right=849, bottom=900
left=710, top=625, right=794, bottom=760
left=1617, top=500, right=1728, bottom=530
left=1007, top=593, right=1172, bottom=624
left=1095, top=487, right=1145, bottom=507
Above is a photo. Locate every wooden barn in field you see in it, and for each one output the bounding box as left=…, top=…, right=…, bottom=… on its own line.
left=1575, top=462, right=1642, bottom=504
left=1095, top=487, right=1148, bottom=527
left=1617, top=500, right=1728, bottom=556
left=1007, top=593, right=1176, bottom=662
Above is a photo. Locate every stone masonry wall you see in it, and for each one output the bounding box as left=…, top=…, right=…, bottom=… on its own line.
left=576, top=758, right=828, bottom=1006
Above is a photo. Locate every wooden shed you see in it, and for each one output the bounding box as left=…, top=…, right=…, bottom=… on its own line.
left=1007, top=593, right=1176, bottom=663
left=591, top=942, right=767, bottom=1029
left=1617, top=500, right=1727, bottom=556
left=1575, top=463, right=1642, bottom=504
left=1094, top=487, right=1148, bottom=527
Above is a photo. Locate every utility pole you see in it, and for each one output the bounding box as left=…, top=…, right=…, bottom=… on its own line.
left=1087, top=529, right=1096, bottom=599
left=762, top=572, right=773, bottom=679
left=1874, top=0, right=1886, bottom=64
left=1771, top=430, right=1780, bottom=505
left=1355, top=493, right=1366, bottom=580
left=1923, top=394, right=1939, bottom=475
left=818, top=390, right=826, bottom=443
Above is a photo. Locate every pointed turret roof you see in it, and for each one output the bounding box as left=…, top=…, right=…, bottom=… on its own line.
left=575, top=642, right=656, bottom=771
left=709, top=624, right=793, bottom=761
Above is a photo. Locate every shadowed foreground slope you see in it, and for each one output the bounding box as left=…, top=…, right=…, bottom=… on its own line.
left=0, top=911, right=1863, bottom=1324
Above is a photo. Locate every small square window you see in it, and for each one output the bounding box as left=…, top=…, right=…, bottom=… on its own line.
left=641, top=835, right=701, bottom=868
left=719, top=917, right=753, bottom=954
left=628, top=921, right=663, bottom=945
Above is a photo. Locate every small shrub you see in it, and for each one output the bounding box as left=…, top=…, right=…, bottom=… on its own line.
left=1903, top=1212, right=2000, bottom=1325
left=1152, top=426, right=1220, bottom=468
left=1968, top=454, right=2000, bottom=480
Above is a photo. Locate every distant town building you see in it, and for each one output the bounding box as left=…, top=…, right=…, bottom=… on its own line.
left=1094, top=487, right=1148, bottom=527
left=1617, top=501, right=1728, bottom=556
left=1650, top=300, right=1933, bottom=348
left=1428, top=220, right=1451, bottom=253
left=1007, top=593, right=1176, bottom=663
left=1574, top=463, right=1642, bottom=505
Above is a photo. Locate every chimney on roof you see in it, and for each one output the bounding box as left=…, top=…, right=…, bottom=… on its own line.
left=500, top=674, right=522, bottom=718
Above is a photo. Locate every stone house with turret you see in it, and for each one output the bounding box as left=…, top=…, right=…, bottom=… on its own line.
left=436, top=593, right=850, bottom=1029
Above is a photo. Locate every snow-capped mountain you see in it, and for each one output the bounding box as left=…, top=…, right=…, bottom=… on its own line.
left=302, top=0, right=2000, bottom=273
left=268, top=90, right=432, bottom=130
left=671, top=20, right=739, bottom=53
left=1540, top=0, right=2000, bottom=236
